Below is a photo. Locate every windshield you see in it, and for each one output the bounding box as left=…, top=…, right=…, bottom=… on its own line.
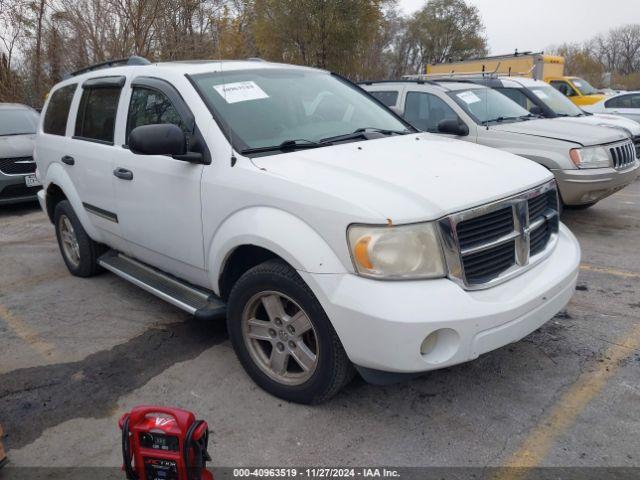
left=571, top=77, right=597, bottom=96
left=0, top=109, right=39, bottom=136
left=529, top=86, right=583, bottom=117
left=448, top=88, right=531, bottom=124
left=190, top=68, right=410, bottom=152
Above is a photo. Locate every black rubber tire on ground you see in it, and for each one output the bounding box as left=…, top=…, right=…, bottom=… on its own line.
left=227, top=259, right=355, bottom=404
left=54, top=200, right=104, bottom=277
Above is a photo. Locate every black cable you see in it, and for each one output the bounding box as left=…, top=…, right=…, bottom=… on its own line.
left=121, top=415, right=138, bottom=480
left=184, top=420, right=210, bottom=480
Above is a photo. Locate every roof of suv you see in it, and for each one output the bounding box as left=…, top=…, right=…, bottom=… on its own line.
left=361, top=79, right=487, bottom=92
left=64, top=59, right=320, bottom=83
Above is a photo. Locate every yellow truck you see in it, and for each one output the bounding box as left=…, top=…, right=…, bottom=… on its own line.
left=426, top=52, right=605, bottom=106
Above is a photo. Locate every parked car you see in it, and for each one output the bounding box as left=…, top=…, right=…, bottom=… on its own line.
left=546, top=76, right=607, bottom=106
left=584, top=91, right=640, bottom=124
left=361, top=80, right=639, bottom=208
left=0, top=103, right=41, bottom=205
left=422, top=76, right=640, bottom=147
left=423, top=52, right=606, bottom=106
left=36, top=58, right=580, bottom=403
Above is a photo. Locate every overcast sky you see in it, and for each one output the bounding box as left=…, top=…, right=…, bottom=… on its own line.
left=398, top=0, right=640, bottom=55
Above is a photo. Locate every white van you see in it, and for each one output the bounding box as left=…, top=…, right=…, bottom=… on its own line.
left=35, top=58, right=580, bottom=403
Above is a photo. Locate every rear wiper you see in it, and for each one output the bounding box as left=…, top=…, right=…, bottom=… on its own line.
left=240, top=139, right=330, bottom=155
left=320, top=127, right=411, bottom=144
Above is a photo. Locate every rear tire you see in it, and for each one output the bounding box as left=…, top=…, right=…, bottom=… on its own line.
left=227, top=259, right=354, bottom=404
left=54, top=200, right=104, bottom=277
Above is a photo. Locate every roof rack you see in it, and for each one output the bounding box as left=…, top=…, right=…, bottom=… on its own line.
left=406, top=63, right=537, bottom=81
left=67, top=55, right=151, bottom=77
left=358, top=79, right=439, bottom=86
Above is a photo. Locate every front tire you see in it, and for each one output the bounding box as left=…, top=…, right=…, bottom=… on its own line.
left=227, top=259, right=354, bottom=404
left=54, top=200, right=104, bottom=277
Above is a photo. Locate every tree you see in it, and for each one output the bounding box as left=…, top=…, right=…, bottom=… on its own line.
left=251, top=0, right=391, bottom=80
left=397, top=0, right=487, bottom=75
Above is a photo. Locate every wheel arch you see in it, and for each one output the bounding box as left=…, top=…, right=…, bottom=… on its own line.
left=209, top=207, right=348, bottom=296
left=43, top=163, right=101, bottom=239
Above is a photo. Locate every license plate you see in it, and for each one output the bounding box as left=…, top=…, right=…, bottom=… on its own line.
left=24, top=174, right=41, bottom=187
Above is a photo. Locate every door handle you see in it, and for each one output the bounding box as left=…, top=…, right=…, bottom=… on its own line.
left=113, top=167, right=134, bottom=181
left=61, top=155, right=75, bottom=166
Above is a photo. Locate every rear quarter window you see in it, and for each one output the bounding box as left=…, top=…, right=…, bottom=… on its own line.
left=43, top=84, right=77, bottom=136
left=368, top=90, right=399, bottom=107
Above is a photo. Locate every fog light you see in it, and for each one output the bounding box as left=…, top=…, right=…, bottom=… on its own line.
left=419, top=328, right=460, bottom=364
left=420, top=331, right=439, bottom=355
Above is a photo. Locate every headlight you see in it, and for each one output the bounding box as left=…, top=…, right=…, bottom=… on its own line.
left=569, top=146, right=611, bottom=169
left=347, top=222, right=446, bottom=279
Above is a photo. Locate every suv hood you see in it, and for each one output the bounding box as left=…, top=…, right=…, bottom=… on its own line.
left=0, top=134, right=35, bottom=157
left=491, top=118, right=628, bottom=146
left=250, top=133, right=552, bottom=224
left=568, top=113, right=640, bottom=137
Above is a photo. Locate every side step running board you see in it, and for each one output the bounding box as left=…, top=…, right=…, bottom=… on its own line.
left=98, top=251, right=226, bottom=320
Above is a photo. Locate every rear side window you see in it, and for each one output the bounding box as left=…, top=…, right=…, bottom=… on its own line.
left=75, top=87, right=122, bottom=143
left=126, top=87, right=187, bottom=139
left=606, top=94, right=640, bottom=109
left=369, top=90, right=399, bottom=107
left=404, top=92, right=460, bottom=132
left=44, top=84, right=77, bottom=135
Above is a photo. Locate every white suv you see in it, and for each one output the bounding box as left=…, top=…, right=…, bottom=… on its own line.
left=35, top=58, right=580, bottom=403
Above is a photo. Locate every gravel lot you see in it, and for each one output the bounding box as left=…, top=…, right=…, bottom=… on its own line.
left=1, top=180, right=639, bottom=470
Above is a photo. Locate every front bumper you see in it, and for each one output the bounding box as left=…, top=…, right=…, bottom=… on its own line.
left=0, top=173, right=40, bottom=206
left=553, top=161, right=639, bottom=205
left=300, top=223, right=580, bottom=374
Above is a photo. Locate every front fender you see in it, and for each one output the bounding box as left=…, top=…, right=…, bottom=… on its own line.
left=44, top=163, right=104, bottom=241
left=208, top=207, right=348, bottom=292
left=508, top=149, right=574, bottom=170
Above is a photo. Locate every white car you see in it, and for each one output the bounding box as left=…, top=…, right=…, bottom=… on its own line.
left=362, top=80, right=639, bottom=208
left=584, top=91, right=640, bottom=124
left=35, top=58, right=580, bottom=403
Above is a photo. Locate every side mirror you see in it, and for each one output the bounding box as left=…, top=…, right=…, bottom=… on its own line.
left=129, top=124, right=201, bottom=162
left=530, top=105, right=543, bottom=116
left=437, top=119, right=469, bottom=136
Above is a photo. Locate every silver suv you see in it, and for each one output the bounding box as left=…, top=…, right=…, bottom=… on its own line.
left=0, top=103, right=41, bottom=205
left=361, top=80, right=639, bottom=208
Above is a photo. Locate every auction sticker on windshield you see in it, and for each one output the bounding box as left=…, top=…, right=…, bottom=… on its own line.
left=457, top=91, right=481, bottom=104
left=532, top=89, right=549, bottom=99
left=214, top=81, right=269, bottom=103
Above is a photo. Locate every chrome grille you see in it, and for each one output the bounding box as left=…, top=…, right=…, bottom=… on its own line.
left=609, top=140, right=637, bottom=170
left=439, top=181, right=560, bottom=290
left=0, top=156, right=36, bottom=175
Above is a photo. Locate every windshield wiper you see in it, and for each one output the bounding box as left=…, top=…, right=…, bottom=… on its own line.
left=320, top=127, right=411, bottom=144
left=240, top=139, right=330, bottom=155
left=0, top=132, right=35, bottom=136
left=481, top=116, right=521, bottom=125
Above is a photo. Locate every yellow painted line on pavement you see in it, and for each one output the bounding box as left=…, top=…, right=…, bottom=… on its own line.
left=495, top=322, right=640, bottom=479
left=0, top=303, right=57, bottom=361
left=580, top=263, right=640, bottom=279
